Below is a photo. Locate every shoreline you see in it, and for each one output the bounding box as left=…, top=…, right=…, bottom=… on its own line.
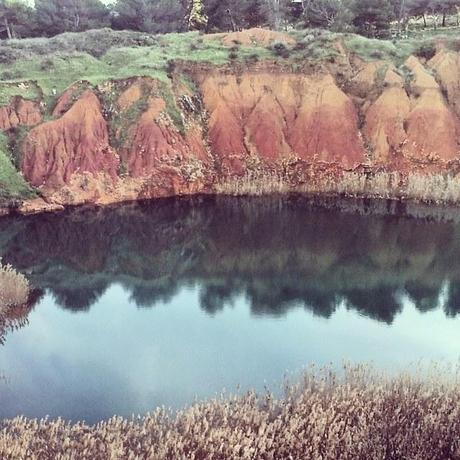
left=4, top=182, right=460, bottom=222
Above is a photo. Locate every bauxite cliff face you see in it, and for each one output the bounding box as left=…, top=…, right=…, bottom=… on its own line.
left=4, top=46, right=460, bottom=214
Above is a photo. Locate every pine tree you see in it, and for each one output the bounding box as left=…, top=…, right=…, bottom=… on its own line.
left=349, top=0, right=395, bottom=38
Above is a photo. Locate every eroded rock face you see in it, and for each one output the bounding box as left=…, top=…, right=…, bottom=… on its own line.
left=21, top=90, right=119, bottom=188
left=6, top=55, right=460, bottom=214
left=363, top=56, right=460, bottom=166
left=429, top=50, right=460, bottom=117
left=117, top=81, right=211, bottom=181
left=363, top=67, right=411, bottom=164
left=201, top=72, right=365, bottom=175
left=403, top=56, right=460, bottom=162
left=0, top=97, right=42, bottom=130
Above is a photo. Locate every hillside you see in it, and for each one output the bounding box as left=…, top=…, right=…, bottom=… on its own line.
left=2, top=27, right=460, bottom=213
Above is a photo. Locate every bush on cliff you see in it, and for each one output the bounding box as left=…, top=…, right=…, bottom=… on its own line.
left=0, top=135, right=35, bottom=206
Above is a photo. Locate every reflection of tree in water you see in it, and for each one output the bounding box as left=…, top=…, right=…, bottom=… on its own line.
left=52, top=281, right=108, bottom=312
left=199, top=281, right=240, bottom=315
left=405, top=282, right=440, bottom=313
left=4, top=196, right=460, bottom=325
left=444, top=283, right=460, bottom=318
left=129, top=281, right=180, bottom=308
left=344, top=287, right=402, bottom=324
left=245, top=280, right=338, bottom=319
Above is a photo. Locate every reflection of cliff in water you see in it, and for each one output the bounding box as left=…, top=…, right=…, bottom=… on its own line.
left=2, top=195, right=460, bottom=324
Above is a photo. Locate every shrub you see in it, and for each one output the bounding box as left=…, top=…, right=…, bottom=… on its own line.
left=165, top=59, right=176, bottom=77
left=271, top=41, right=290, bottom=58
left=414, top=42, right=437, bottom=60
left=0, top=29, right=160, bottom=64
left=0, top=260, right=29, bottom=313
left=370, top=50, right=384, bottom=59
left=39, top=58, right=54, bottom=71
left=0, top=47, right=23, bottom=64
left=448, top=38, right=460, bottom=52
left=294, top=40, right=308, bottom=51
left=246, top=53, right=260, bottom=63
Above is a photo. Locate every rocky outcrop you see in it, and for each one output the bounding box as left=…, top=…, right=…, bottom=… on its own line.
left=429, top=49, right=460, bottom=117
left=0, top=97, right=42, bottom=130
left=402, top=56, right=460, bottom=163
left=363, top=56, right=460, bottom=167
left=116, top=79, right=212, bottom=182
left=201, top=73, right=365, bottom=174
left=363, top=66, right=411, bottom=165
left=21, top=90, right=119, bottom=188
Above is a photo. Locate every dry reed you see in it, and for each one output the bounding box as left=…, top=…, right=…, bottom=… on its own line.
left=0, top=259, right=29, bottom=313
left=215, top=170, right=460, bottom=205
left=1, top=365, right=460, bottom=459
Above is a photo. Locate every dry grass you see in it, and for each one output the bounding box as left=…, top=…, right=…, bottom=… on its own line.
left=216, top=170, right=460, bottom=205
left=1, top=365, right=460, bottom=459
left=0, top=259, right=29, bottom=313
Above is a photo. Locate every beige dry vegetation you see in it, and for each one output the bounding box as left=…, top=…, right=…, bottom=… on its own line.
left=0, top=259, right=29, bottom=313
left=1, top=365, right=460, bottom=459
left=216, top=170, right=460, bottom=205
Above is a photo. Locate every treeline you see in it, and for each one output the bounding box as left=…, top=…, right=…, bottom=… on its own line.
left=0, top=0, right=460, bottom=40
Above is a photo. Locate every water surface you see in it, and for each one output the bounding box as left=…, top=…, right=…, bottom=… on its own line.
left=1, top=196, right=460, bottom=423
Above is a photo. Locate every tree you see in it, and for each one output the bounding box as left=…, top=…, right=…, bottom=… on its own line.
left=429, top=0, right=460, bottom=27
left=186, top=0, right=208, bottom=30
left=35, top=0, right=110, bottom=36
left=112, top=0, right=185, bottom=33
left=405, top=0, right=430, bottom=27
left=0, top=0, right=34, bottom=39
left=349, top=0, right=395, bottom=37
left=303, top=0, right=353, bottom=31
left=204, top=0, right=267, bottom=32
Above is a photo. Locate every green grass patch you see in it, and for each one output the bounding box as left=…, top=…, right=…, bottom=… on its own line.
left=0, top=133, right=35, bottom=204
left=344, top=34, right=417, bottom=64
left=160, top=84, right=185, bottom=135
left=0, top=81, right=41, bottom=106
left=0, top=29, right=275, bottom=111
left=100, top=77, right=185, bottom=156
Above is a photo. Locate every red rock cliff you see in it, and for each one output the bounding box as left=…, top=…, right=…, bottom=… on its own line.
left=2, top=51, right=460, bottom=214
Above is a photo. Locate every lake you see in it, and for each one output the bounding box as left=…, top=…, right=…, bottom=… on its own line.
left=1, top=195, right=460, bottom=424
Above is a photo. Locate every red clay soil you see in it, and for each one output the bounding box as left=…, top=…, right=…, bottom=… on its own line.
left=429, top=49, right=460, bottom=117
left=2, top=50, right=460, bottom=214
left=201, top=72, right=365, bottom=174
left=362, top=57, right=460, bottom=167
left=212, top=28, right=296, bottom=47
left=0, top=97, right=42, bottom=130
left=21, top=90, right=119, bottom=188
left=52, top=83, right=87, bottom=117
left=118, top=94, right=211, bottom=179
left=363, top=67, right=411, bottom=164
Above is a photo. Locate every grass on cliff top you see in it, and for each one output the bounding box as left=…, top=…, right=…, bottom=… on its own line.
left=0, top=133, right=35, bottom=204
left=0, top=29, right=271, bottom=106
left=344, top=28, right=460, bottom=64
left=0, top=26, right=459, bottom=107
